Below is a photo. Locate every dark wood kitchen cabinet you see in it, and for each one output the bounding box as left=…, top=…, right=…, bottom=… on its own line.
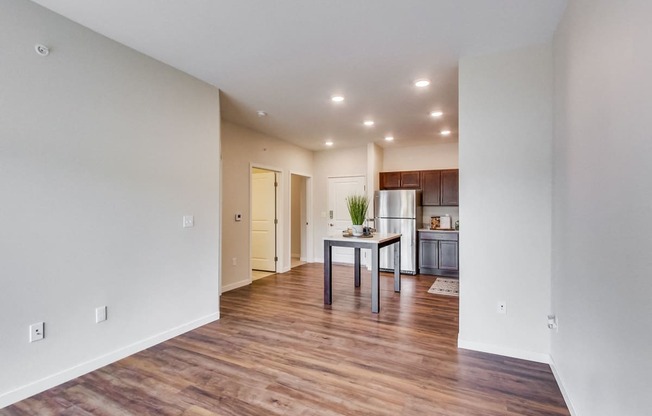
left=399, top=171, right=421, bottom=188
left=421, top=170, right=442, bottom=205
left=418, top=231, right=459, bottom=278
left=379, top=171, right=421, bottom=189
left=379, top=171, right=401, bottom=189
left=379, top=169, right=458, bottom=206
left=440, top=170, right=459, bottom=206
left=419, top=169, right=459, bottom=206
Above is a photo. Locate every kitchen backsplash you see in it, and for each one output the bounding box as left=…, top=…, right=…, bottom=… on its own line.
left=422, top=206, right=459, bottom=229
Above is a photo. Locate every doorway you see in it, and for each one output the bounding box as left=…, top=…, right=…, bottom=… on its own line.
left=327, top=175, right=366, bottom=264
left=251, top=167, right=277, bottom=279
left=290, top=174, right=309, bottom=269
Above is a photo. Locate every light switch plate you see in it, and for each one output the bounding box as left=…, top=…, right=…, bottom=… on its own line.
left=96, top=306, right=107, bottom=323
left=183, top=215, right=194, bottom=228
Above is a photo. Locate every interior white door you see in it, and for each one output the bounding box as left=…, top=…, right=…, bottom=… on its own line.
left=327, top=176, right=366, bottom=264
left=251, top=169, right=276, bottom=271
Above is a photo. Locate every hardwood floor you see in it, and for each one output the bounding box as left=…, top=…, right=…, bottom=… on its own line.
left=1, top=263, right=569, bottom=415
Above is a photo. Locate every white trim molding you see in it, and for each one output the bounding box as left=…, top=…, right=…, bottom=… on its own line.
left=549, top=355, right=577, bottom=416
left=0, top=313, right=219, bottom=409
left=457, top=337, right=576, bottom=415
left=221, top=279, right=251, bottom=293
left=457, top=337, right=550, bottom=364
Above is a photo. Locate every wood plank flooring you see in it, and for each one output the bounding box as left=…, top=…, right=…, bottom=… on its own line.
left=1, top=263, right=569, bottom=415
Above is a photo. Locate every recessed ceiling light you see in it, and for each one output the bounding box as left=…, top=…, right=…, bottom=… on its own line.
left=440, top=130, right=451, bottom=136
left=414, top=79, right=430, bottom=88
left=257, top=111, right=267, bottom=117
left=384, top=136, right=394, bottom=141
left=363, top=120, right=375, bottom=127
left=331, top=95, right=344, bottom=102
left=325, top=140, right=334, bottom=146
left=430, top=111, right=443, bottom=117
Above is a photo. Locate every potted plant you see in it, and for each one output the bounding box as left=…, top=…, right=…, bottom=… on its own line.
left=346, top=194, right=369, bottom=236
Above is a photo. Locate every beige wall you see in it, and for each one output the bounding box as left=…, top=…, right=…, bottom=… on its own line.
left=383, top=142, right=459, bottom=171
left=381, top=142, right=459, bottom=227
left=310, top=142, right=459, bottom=256
left=366, top=143, right=384, bottom=219
left=312, top=145, right=368, bottom=262
left=221, top=122, right=313, bottom=291
left=291, top=174, right=302, bottom=258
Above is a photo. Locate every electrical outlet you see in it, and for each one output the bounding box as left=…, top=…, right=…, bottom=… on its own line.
left=497, top=301, right=507, bottom=314
left=96, top=306, right=107, bottom=323
left=29, top=322, right=44, bottom=342
left=232, top=257, right=237, bottom=266
left=548, top=314, right=558, bottom=331
left=183, top=215, right=194, bottom=228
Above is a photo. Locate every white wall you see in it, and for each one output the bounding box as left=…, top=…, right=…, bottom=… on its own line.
left=383, top=142, right=458, bottom=171
left=0, top=0, right=221, bottom=407
left=458, top=44, right=553, bottom=361
left=552, top=2, right=652, bottom=415
left=220, top=122, right=313, bottom=291
left=312, top=146, right=368, bottom=262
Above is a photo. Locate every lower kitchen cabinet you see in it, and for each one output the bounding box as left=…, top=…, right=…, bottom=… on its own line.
left=418, top=231, right=459, bottom=277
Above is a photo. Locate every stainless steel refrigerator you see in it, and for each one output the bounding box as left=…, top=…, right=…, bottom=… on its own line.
left=374, top=190, right=422, bottom=275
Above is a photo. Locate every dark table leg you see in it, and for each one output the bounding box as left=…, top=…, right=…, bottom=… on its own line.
left=394, top=240, right=401, bottom=292
left=371, top=246, right=380, bottom=313
left=324, top=241, right=332, bottom=305
left=354, top=247, right=361, bottom=287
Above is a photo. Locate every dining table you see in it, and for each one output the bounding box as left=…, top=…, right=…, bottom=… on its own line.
left=323, top=232, right=401, bottom=313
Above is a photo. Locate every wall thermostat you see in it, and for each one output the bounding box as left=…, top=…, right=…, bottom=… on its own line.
left=35, top=44, right=50, bottom=56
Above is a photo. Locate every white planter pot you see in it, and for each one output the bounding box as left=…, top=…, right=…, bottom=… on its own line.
left=352, top=225, right=364, bottom=236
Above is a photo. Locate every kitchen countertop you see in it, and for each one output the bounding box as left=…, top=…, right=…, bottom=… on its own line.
left=418, top=228, right=458, bottom=233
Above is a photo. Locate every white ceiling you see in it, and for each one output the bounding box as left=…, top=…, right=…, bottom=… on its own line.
left=31, top=0, right=567, bottom=151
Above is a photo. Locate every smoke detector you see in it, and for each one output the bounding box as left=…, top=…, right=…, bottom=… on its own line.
left=35, top=44, right=50, bottom=56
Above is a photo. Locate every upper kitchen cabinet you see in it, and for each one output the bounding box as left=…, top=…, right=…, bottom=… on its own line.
left=379, top=169, right=458, bottom=206
left=440, top=170, right=459, bottom=206
left=379, top=171, right=401, bottom=189
left=420, top=169, right=459, bottom=206
left=400, top=171, right=421, bottom=188
left=379, top=171, right=421, bottom=189
left=421, top=170, right=442, bottom=205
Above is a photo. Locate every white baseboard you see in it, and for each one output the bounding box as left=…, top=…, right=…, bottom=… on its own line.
left=314, top=257, right=324, bottom=263
left=221, top=279, right=251, bottom=293
left=0, top=312, right=219, bottom=409
left=549, top=355, right=577, bottom=416
left=458, top=338, right=576, bottom=414
left=300, top=256, right=307, bottom=262
left=457, top=337, right=551, bottom=364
